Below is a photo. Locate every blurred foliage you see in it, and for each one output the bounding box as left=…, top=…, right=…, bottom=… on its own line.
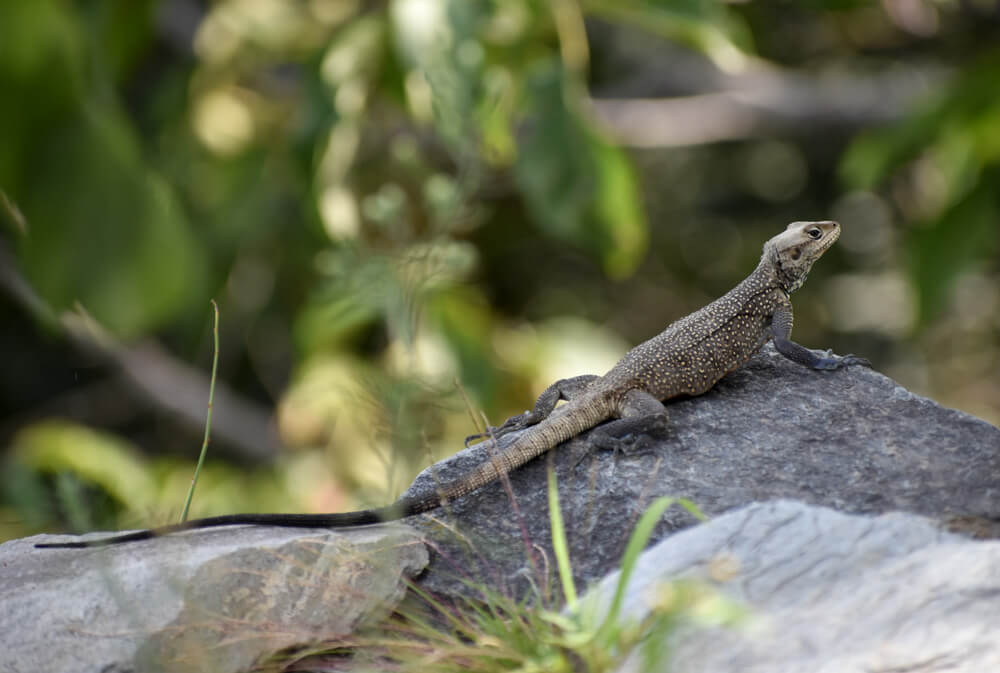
left=841, top=50, right=1000, bottom=321
left=3, top=419, right=329, bottom=536
left=1, top=0, right=998, bottom=541
left=0, top=0, right=205, bottom=338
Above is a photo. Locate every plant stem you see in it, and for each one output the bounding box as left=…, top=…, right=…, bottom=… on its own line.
left=180, top=299, right=219, bottom=523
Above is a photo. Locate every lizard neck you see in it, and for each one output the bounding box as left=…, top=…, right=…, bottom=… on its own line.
left=757, top=252, right=804, bottom=295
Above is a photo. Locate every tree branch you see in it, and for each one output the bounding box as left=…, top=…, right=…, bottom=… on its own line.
left=590, top=60, right=948, bottom=147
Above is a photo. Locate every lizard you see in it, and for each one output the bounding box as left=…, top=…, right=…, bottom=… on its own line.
left=36, top=220, right=869, bottom=549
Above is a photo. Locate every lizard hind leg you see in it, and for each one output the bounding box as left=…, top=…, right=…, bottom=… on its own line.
left=585, top=389, right=670, bottom=456
left=464, top=374, right=600, bottom=447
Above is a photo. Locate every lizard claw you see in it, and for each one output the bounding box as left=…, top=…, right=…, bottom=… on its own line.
left=464, top=432, right=486, bottom=448
left=838, top=353, right=872, bottom=368
left=464, top=428, right=501, bottom=447
left=813, top=352, right=871, bottom=370
left=464, top=410, right=537, bottom=447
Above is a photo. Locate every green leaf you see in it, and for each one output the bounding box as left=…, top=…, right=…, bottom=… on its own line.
left=427, top=287, right=499, bottom=404
left=839, top=50, right=1000, bottom=322
left=82, top=0, right=158, bottom=83
left=14, top=106, right=206, bottom=337
left=0, top=2, right=85, bottom=187
left=584, top=0, right=753, bottom=71
left=300, top=240, right=478, bottom=354
left=909, top=179, right=999, bottom=322
left=590, top=135, right=649, bottom=278
left=841, top=50, right=1000, bottom=189
left=1, top=2, right=205, bottom=338
left=515, top=64, right=648, bottom=278
left=13, top=420, right=158, bottom=513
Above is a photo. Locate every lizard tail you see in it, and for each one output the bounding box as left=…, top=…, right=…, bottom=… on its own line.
left=34, top=486, right=470, bottom=549
left=433, top=396, right=613, bottom=504
left=35, top=397, right=611, bottom=549
left=34, top=505, right=416, bottom=549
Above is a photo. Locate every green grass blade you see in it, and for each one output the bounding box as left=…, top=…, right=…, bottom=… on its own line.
left=596, top=495, right=676, bottom=643
left=547, top=463, right=577, bottom=610
left=180, top=299, right=219, bottom=523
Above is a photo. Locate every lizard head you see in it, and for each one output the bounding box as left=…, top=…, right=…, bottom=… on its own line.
left=763, top=220, right=840, bottom=293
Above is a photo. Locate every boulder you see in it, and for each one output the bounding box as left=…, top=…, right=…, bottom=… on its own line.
left=402, top=344, right=1000, bottom=597
left=4, top=343, right=998, bottom=672
left=583, top=500, right=1000, bottom=673
left=1, top=525, right=427, bottom=673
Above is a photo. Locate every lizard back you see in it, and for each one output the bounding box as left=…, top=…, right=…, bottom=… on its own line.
left=606, top=262, right=783, bottom=399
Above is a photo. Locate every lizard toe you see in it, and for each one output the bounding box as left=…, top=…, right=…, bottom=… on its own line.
left=840, top=354, right=872, bottom=368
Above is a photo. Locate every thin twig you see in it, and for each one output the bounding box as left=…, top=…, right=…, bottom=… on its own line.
left=180, top=299, right=220, bottom=523
left=454, top=377, right=485, bottom=437
left=0, top=239, right=279, bottom=462
left=482, top=412, right=542, bottom=586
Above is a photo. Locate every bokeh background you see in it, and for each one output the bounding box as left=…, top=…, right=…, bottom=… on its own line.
left=2, top=0, right=998, bottom=542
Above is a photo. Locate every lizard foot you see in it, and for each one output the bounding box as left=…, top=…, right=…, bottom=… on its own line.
left=812, top=350, right=872, bottom=370
left=567, top=423, right=666, bottom=472
left=838, top=353, right=872, bottom=368
left=464, top=410, right=537, bottom=447
left=566, top=435, right=659, bottom=472
left=587, top=415, right=669, bottom=458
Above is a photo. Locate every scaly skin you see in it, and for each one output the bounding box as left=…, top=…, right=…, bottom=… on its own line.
left=37, top=221, right=869, bottom=549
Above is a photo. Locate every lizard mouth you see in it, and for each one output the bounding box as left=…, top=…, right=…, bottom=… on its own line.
left=816, top=232, right=838, bottom=254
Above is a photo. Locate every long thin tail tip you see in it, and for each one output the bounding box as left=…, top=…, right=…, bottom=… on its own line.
left=35, top=529, right=157, bottom=549
left=35, top=541, right=92, bottom=549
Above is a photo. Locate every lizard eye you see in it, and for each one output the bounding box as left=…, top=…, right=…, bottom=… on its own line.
left=806, top=227, right=822, bottom=240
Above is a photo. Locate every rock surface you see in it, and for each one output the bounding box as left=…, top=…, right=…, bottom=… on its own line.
left=583, top=500, right=1000, bottom=673
left=1, top=525, right=427, bottom=673
left=402, top=344, right=1000, bottom=597
left=4, top=345, right=998, bottom=672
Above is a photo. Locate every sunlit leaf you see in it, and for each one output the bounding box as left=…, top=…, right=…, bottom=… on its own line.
left=13, top=421, right=158, bottom=513
left=590, top=135, right=648, bottom=278
left=584, top=0, right=753, bottom=71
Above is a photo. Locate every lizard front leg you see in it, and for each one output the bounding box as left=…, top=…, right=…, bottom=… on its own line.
left=465, top=374, right=600, bottom=446
left=771, top=303, right=870, bottom=370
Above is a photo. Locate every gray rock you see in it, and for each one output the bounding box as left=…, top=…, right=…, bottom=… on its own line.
left=5, top=345, right=998, bottom=672
left=0, top=525, right=427, bottom=673
left=403, top=344, right=1000, bottom=598
left=580, top=500, right=1000, bottom=673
